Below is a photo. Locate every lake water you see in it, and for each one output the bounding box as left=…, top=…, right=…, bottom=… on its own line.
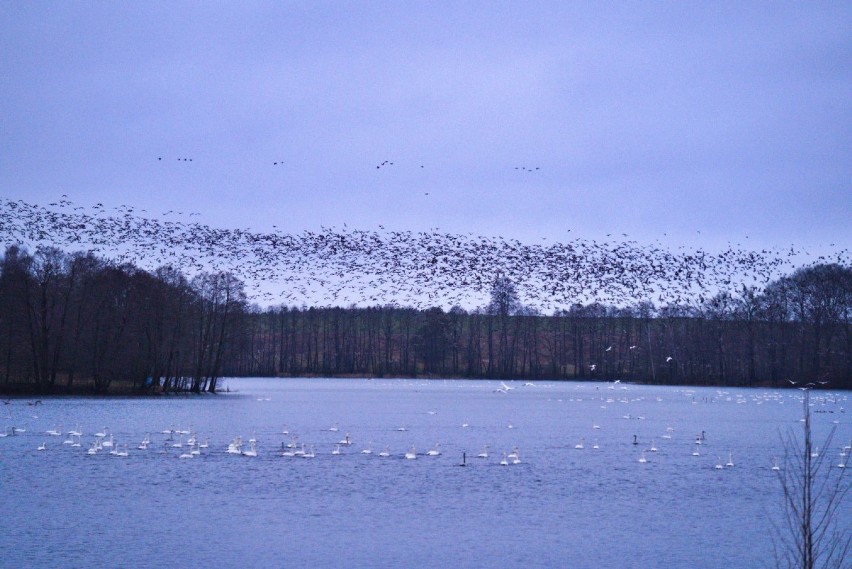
left=1, top=378, right=849, bottom=568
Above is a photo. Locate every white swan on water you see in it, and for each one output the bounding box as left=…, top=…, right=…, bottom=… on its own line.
left=405, top=447, right=416, bottom=460
left=242, top=441, right=258, bottom=457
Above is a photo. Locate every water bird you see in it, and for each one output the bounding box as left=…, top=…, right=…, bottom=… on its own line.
left=37, top=442, right=46, bottom=451
left=242, top=441, right=258, bottom=457
left=638, top=451, right=648, bottom=463
left=771, top=457, right=780, bottom=471
left=405, top=447, right=417, bottom=460
left=427, top=443, right=441, bottom=456
left=499, top=453, right=509, bottom=466
left=477, top=446, right=489, bottom=459
left=575, top=438, right=585, bottom=449
left=726, top=453, right=734, bottom=467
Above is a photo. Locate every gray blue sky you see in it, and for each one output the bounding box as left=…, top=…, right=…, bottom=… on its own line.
left=2, top=2, right=850, bottom=256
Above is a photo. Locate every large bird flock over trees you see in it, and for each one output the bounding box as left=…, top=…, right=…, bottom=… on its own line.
left=0, top=197, right=849, bottom=393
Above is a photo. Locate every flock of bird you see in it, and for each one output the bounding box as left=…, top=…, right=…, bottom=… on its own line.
left=3, top=382, right=848, bottom=470
left=1, top=196, right=848, bottom=309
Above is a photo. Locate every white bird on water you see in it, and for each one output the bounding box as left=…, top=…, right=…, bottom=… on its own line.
left=405, top=447, right=417, bottom=460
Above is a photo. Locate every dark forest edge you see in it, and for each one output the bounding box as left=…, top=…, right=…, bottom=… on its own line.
left=1, top=245, right=849, bottom=396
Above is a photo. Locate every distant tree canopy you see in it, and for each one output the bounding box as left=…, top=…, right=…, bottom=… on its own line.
left=0, top=245, right=245, bottom=394
left=0, top=246, right=849, bottom=394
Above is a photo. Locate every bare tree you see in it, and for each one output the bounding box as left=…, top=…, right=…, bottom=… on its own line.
left=772, top=388, right=850, bottom=569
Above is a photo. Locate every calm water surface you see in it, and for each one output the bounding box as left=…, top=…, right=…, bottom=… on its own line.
left=1, top=378, right=849, bottom=568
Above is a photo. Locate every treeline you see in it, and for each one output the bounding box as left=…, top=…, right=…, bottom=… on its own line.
left=225, top=268, right=851, bottom=389
left=1, top=246, right=850, bottom=394
left=0, top=246, right=244, bottom=394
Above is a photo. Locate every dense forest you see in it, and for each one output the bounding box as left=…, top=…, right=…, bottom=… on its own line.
left=0, top=245, right=849, bottom=394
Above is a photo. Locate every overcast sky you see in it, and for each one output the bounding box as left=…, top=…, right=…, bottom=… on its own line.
left=2, top=2, right=850, bottom=257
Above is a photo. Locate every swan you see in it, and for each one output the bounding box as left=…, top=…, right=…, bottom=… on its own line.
left=329, top=423, right=339, bottom=432
left=508, top=447, right=519, bottom=460
left=405, top=447, right=416, bottom=460
left=242, top=441, right=258, bottom=457
left=37, top=442, right=46, bottom=451
left=427, top=443, right=441, bottom=456
left=303, top=446, right=315, bottom=458
left=692, top=447, right=700, bottom=457
left=715, top=457, right=723, bottom=470
left=638, top=451, right=648, bottom=463
left=771, top=457, right=780, bottom=471
left=339, top=433, right=352, bottom=446
left=101, top=434, right=114, bottom=448
left=499, top=453, right=509, bottom=466
left=477, top=446, right=489, bottom=459
left=575, top=438, right=585, bottom=449
left=227, top=437, right=242, bottom=454
left=115, top=445, right=129, bottom=458
left=361, top=443, right=373, bottom=455
left=379, top=447, right=390, bottom=457
left=726, top=453, right=734, bottom=467
left=331, top=445, right=341, bottom=456
left=95, top=427, right=108, bottom=438
left=46, top=427, right=61, bottom=436
left=592, top=440, right=600, bottom=449
left=649, top=440, right=657, bottom=452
